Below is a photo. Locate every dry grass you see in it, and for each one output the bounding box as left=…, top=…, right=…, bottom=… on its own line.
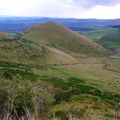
left=0, top=32, right=13, bottom=40
left=47, top=46, right=78, bottom=64
left=50, top=96, right=120, bottom=120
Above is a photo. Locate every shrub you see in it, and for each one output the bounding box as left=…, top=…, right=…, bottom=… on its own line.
left=55, top=110, right=68, bottom=120
left=0, top=79, right=54, bottom=120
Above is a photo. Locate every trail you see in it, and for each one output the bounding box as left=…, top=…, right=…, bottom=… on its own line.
left=40, top=57, right=120, bottom=74
left=102, top=57, right=120, bottom=74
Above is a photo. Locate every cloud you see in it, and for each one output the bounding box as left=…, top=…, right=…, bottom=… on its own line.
left=82, top=4, right=120, bottom=19
left=0, top=0, right=120, bottom=19
left=68, top=0, right=120, bottom=7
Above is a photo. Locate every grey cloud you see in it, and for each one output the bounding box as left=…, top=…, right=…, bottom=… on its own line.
left=71, top=0, right=120, bottom=7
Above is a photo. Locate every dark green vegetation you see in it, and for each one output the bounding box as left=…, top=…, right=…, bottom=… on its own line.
left=0, top=22, right=120, bottom=119
left=41, top=76, right=120, bottom=105
left=0, top=61, right=38, bottom=80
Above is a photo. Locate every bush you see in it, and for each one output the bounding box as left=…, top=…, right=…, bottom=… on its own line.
left=0, top=79, right=54, bottom=120
left=55, top=110, right=68, bottom=120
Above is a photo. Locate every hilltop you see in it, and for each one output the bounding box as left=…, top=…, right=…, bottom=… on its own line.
left=22, top=22, right=106, bottom=56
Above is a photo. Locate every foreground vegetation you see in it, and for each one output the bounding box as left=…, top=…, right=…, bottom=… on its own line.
left=0, top=68, right=120, bottom=120
left=0, top=74, right=54, bottom=120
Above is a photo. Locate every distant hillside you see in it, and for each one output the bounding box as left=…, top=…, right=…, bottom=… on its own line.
left=22, top=22, right=106, bottom=56
left=1, top=17, right=120, bottom=33
left=98, top=28, right=120, bottom=49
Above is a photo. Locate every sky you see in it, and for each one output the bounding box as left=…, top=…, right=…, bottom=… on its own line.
left=0, top=0, right=120, bottom=19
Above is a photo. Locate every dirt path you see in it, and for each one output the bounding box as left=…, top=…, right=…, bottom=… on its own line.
left=102, top=57, right=120, bottom=74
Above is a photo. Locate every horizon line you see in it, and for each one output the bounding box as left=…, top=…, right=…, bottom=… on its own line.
left=0, top=15, right=120, bottom=20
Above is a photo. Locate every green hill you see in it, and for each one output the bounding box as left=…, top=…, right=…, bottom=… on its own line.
left=22, top=22, right=106, bottom=56
left=0, top=22, right=106, bottom=66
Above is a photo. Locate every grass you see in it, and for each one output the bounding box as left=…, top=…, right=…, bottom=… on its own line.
left=30, top=55, right=120, bottom=93
left=0, top=47, right=119, bottom=118
left=107, top=58, right=120, bottom=72
left=0, top=23, right=120, bottom=119
left=0, top=39, right=49, bottom=65
left=0, top=32, right=14, bottom=40
left=32, top=64, right=120, bottom=106
left=50, top=95, right=120, bottom=120
left=0, top=61, right=38, bottom=81
left=99, top=41, right=120, bottom=49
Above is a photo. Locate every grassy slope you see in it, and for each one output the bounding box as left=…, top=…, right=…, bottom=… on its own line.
left=0, top=27, right=88, bottom=67
left=0, top=40, right=79, bottom=67
left=0, top=39, right=49, bottom=65
left=22, top=22, right=106, bottom=56
left=33, top=57, right=120, bottom=93
left=47, top=46, right=78, bottom=64
left=0, top=25, right=120, bottom=119
left=107, top=58, right=120, bottom=73
left=32, top=57, right=120, bottom=119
